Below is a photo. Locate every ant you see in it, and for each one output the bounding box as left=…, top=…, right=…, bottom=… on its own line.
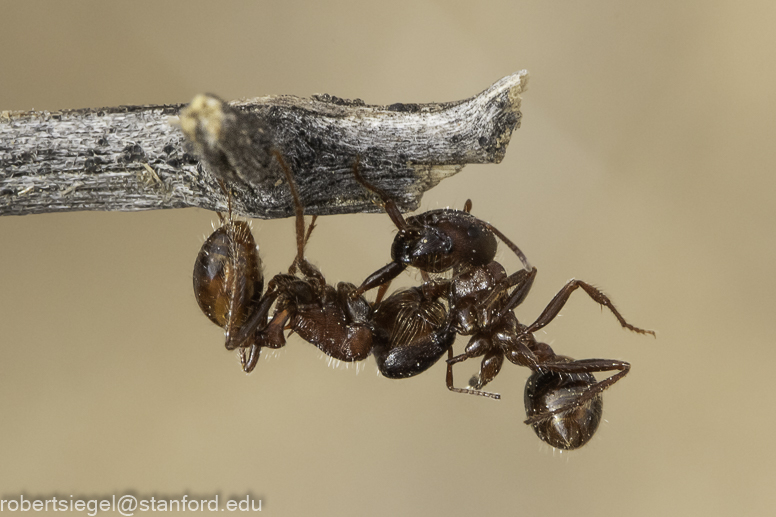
left=352, top=163, right=654, bottom=449
left=448, top=272, right=650, bottom=449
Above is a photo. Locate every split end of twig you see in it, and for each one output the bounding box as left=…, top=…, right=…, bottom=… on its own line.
left=176, top=94, right=278, bottom=192
left=178, top=94, right=225, bottom=153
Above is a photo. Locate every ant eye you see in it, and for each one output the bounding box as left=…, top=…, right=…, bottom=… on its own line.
left=524, top=370, right=603, bottom=450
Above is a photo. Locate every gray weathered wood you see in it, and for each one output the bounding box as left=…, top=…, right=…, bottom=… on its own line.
left=0, top=70, right=528, bottom=218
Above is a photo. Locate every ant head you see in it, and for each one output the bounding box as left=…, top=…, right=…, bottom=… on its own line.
left=396, top=210, right=500, bottom=274
left=391, top=225, right=454, bottom=272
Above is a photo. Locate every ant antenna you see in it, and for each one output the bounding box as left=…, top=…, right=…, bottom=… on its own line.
left=479, top=220, right=532, bottom=272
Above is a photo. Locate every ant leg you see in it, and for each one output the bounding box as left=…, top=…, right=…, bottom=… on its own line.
left=293, top=214, right=326, bottom=283
left=240, top=343, right=262, bottom=373
left=225, top=288, right=279, bottom=350
left=351, top=158, right=410, bottom=231
left=446, top=348, right=501, bottom=400
left=215, top=178, right=234, bottom=217
left=304, top=215, right=318, bottom=246
left=373, top=280, right=392, bottom=305
left=272, top=150, right=326, bottom=285
left=352, top=261, right=407, bottom=297
left=500, top=268, right=537, bottom=314
left=524, top=358, right=630, bottom=425
left=471, top=267, right=538, bottom=319
left=449, top=340, right=506, bottom=390
left=523, top=280, right=655, bottom=337
left=260, top=307, right=292, bottom=348
left=470, top=350, right=505, bottom=389
left=272, top=150, right=308, bottom=267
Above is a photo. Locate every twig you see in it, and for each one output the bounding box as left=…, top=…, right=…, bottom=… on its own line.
left=0, top=70, right=528, bottom=218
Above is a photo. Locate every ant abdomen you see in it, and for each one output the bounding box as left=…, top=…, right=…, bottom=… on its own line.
left=524, top=362, right=603, bottom=450
left=193, top=219, right=264, bottom=349
left=371, top=284, right=455, bottom=378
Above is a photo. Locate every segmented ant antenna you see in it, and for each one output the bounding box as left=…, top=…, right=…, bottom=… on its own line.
left=462, top=198, right=531, bottom=272
left=478, top=219, right=532, bottom=272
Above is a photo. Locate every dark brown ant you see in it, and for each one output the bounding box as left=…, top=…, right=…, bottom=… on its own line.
left=193, top=152, right=377, bottom=374
left=440, top=241, right=654, bottom=449
left=353, top=163, right=654, bottom=448
left=443, top=240, right=654, bottom=449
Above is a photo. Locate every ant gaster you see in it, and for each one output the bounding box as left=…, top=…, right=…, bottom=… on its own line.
left=370, top=280, right=454, bottom=379
left=192, top=187, right=266, bottom=354
left=524, top=357, right=604, bottom=450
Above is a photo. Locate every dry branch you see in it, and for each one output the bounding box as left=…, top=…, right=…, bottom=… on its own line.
left=0, top=70, right=528, bottom=218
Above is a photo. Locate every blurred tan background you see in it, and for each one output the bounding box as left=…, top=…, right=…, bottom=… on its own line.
left=1, top=1, right=774, bottom=515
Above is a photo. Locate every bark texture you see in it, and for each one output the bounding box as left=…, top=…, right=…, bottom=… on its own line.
left=0, top=70, right=528, bottom=218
